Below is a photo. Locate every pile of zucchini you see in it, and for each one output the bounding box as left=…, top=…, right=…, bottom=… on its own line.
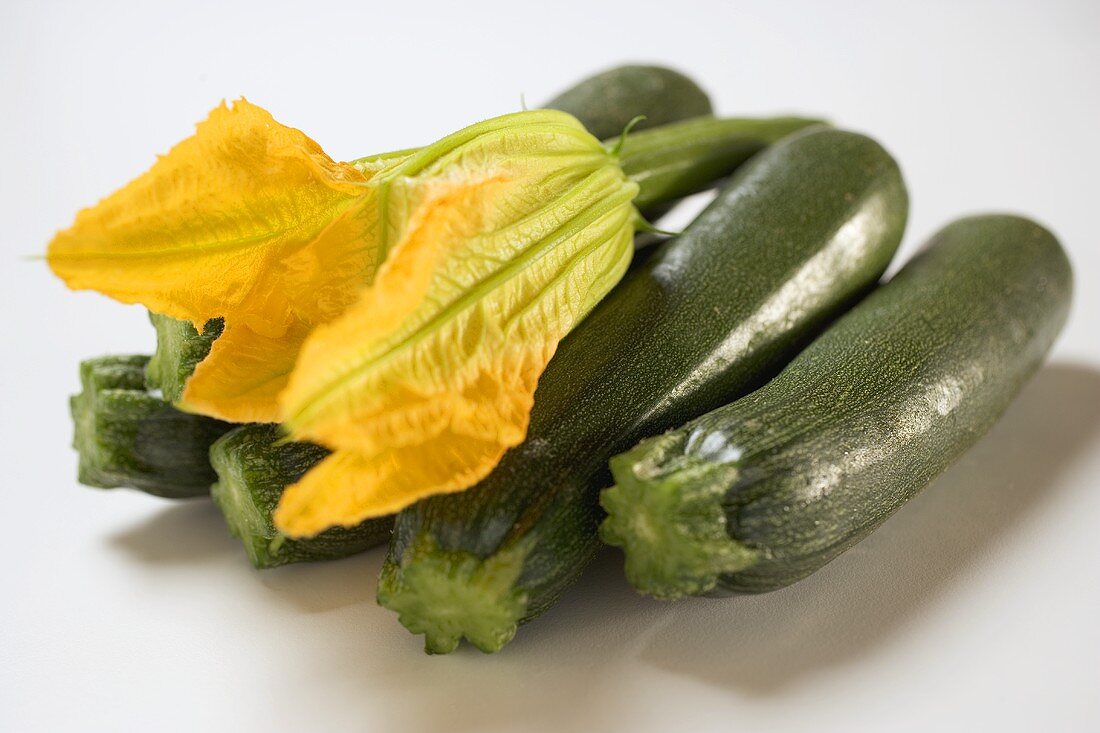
left=68, top=64, right=1072, bottom=654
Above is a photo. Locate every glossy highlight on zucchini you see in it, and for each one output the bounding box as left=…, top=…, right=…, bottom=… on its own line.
left=378, top=127, right=909, bottom=654
left=600, top=215, right=1072, bottom=599
left=70, top=355, right=232, bottom=498
left=210, top=425, right=393, bottom=569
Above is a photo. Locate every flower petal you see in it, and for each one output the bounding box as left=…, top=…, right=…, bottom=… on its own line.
left=276, top=112, right=639, bottom=534
left=47, top=99, right=371, bottom=328
left=179, top=318, right=310, bottom=423
left=47, top=99, right=392, bottom=420
left=272, top=435, right=506, bottom=536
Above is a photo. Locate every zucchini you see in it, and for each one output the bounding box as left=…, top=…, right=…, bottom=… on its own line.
left=545, top=64, right=712, bottom=140
left=600, top=215, right=1072, bottom=598
left=145, top=312, right=223, bottom=401
left=71, top=355, right=232, bottom=498
left=210, top=424, right=393, bottom=568
left=378, top=127, right=909, bottom=653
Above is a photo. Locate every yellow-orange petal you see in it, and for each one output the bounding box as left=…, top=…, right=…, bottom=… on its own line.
left=276, top=110, right=639, bottom=534
left=46, top=98, right=371, bottom=331
left=272, top=434, right=507, bottom=536
left=46, top=98, right=399, bottom=421
left=179, top=318, right=312, bottom=423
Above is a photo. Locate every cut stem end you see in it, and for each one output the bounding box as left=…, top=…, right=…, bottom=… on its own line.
left=600, top=433, right=757, bottom=599
left=377, top=535, right=531, bottom=654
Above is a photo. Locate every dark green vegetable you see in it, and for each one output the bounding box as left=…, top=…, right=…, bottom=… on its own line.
left=378, top=127, right=909, bottom=653
left=71, top=355, right=232, bottom=498
left=210, top=424, right=393, bottom=569
left=601, top=215, right=1072, bottom=598
left=545, top=64, right=712, bottom=140
left=145, top=312, right=223, bottom=401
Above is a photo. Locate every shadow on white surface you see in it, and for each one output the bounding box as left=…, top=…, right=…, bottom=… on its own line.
left=258, top=548, right=387, bottom=614
left=100, top=362, right=1100, bottom=731
left=109, top=499, right=239, bottom=564
left=109, top=492, right=385, bottom=614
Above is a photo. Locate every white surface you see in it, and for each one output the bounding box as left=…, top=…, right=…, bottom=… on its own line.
left=2, top=1, right=1098, bottom=730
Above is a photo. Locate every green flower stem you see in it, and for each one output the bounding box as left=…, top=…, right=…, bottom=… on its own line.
left=616, top=116, right=825, bottom=214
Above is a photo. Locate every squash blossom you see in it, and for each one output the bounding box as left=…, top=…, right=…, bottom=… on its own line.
left=47, top=99, right=639, bottom=536
left=47, top=99, right=408, bottom=423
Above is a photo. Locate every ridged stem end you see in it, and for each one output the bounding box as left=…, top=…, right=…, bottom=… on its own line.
left=377, top=535, right=531, bottom=654
left=599, top=433, right=757, bottom=600
left=209, top=444, right=281, bottom=569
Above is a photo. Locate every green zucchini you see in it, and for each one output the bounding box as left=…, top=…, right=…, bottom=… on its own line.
left=378, top=127, right=909, bottom=653
left=210, top=424, right=393, bottom=568
left=145, top=312, right=223, bottom=401
left=600, top=215, right=1072, bottom=598
left=71, top=355, right=232, bottom=498
left=545, top=64, right=712, bottom=140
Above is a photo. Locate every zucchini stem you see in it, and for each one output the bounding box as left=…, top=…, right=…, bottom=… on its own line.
left=615, top=115, right=825, bottom=213
left=71, top=355, right=231, bottom=498
left=377, top=535, right=532, bottom=654
left=146, top=313, right=223, bottom=402
left=210, top=425, right=394, bottom=569
left=599, top=431, right=758, bottom=599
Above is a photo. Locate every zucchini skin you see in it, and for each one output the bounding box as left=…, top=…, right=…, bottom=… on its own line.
left=210, top=425, right=393, bottom=569
left=545, top=64, right=712, bottom=140
left=145, top=312, right=223, bottom=402
left=379, top=127, right=909, bottom=653
left=601, top=215, right=1072, bottom=598
left=70, top=355, right=232, bottom=498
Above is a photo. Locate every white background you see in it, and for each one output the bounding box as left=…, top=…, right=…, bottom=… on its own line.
left=2, top=1, right=1098, bottom=731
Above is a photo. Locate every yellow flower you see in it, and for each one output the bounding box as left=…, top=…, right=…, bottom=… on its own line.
left=47, top=100, right=638, bottom=535
left=47, top=99, right=409, bottom=422
left=275, top=111, right=638, bottom=536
